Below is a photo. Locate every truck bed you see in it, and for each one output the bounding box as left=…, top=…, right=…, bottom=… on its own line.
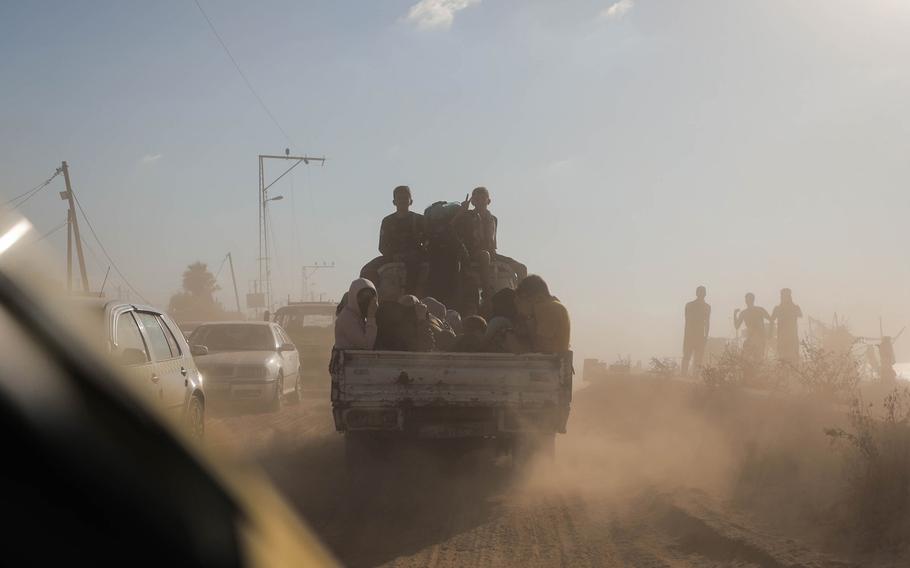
left=331, top=350, right=573, bottom=438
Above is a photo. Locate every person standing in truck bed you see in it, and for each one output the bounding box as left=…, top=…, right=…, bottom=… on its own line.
left=360, top=185, right=426, bottom=295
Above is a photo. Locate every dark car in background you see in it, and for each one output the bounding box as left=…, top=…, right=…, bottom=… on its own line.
left=274, top=302, right=336, bottom=390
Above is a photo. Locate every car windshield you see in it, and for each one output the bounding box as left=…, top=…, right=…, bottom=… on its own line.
left=191, top=324, right=275, bottom=352
left=280, top=312, right=334, bottom=330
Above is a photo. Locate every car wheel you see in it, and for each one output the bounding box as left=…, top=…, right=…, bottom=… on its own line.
left=268, top=374, right=283, bottom=413
left=186, top=395, right=205, bottom=440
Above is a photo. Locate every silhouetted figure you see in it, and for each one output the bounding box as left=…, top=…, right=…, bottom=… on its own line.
left=453, top=187, right=528, bottom=300
left=374, top=301, right=411, bottom=351
left=735, top=293, right=771, bottom=361
left=771, top=288, right=803, bottom=364
left=682, top=286, right=711, bottom=377
left=360, top=185, right=426, bottom=295
left=515, top=275, right=570, bottom=353
left=423, top=200, right=468, bottom=310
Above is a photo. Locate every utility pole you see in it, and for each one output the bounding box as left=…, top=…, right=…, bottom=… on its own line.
left=59, top=161, right=89, bottom=294
left=302, top=261, right=335, bottom=302
left=227, top=252, right=241, bottom=314
left=258, top=151, right=326, bottom=312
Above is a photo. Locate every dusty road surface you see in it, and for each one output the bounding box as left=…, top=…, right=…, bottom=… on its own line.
left=208, top=379, right=903, bottom=568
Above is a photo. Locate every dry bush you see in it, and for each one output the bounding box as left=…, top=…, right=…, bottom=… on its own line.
left=700, top=344, right=783, bottom=390
left=826, top=387, right=910, bottom=551
left=648, top=357, right=678, bottom=378
left=787, top=339, right=862, bottom=401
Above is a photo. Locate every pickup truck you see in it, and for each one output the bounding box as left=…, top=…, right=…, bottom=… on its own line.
left=330, top=349, right=573, bottom=466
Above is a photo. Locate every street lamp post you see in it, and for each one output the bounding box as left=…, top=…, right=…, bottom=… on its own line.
left=262, top=194, right=284, bottom=311
left=258, top=153, right=325, bottom=315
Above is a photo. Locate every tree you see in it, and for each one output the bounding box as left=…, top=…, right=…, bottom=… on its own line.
left=168, top=262, right=225, bottom=322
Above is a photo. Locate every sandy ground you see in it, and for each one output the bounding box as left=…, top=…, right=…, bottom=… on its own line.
left=208, top=380, right=903, bottom=568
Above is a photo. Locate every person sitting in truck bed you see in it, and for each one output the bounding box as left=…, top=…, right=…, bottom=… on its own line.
left=374, top=301, right=411, bottom=351
left=334, top=278, right=379, bottom=350
left=453, top=316, right=488, bottom=353
left=452, top=187, right=528, bottom=296
left=398, top=295, right=435, bottom=352
left=482, top=288, right=531, bottom=353
left=515, top=275, right=570, bottom=353
left=360, top=185, right=426, bottom=295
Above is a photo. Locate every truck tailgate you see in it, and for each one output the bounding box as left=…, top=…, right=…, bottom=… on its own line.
left=331, top=350, right=573, bottom=435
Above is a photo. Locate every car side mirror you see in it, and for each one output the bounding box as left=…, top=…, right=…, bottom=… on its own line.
left=279, top=343, right=296, bottom=352
left=191, top=344, right=209, bottom=357
left=119, top=347, right=148, bottom=366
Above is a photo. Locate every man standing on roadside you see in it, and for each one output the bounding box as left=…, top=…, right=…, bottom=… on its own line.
left=682, top=286, right=711, bottom=377
left=735, top=293, right=772, bottom=362
left=771, top=288, right=803, bottom=364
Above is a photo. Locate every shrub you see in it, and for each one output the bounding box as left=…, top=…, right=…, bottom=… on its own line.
left=648, top=357, right=678, bottom=378
left=701, top=344, right=779, bottom=390
left=826, top=387, right=910, bottom=550
left=787, top=339, right=862, bottom=401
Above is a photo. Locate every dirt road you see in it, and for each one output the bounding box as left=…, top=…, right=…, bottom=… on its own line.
left=208, top=380, right=891, bottom=568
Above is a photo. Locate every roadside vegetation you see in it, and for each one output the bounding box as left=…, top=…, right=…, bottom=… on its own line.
left=826, top=387, right=910, bottom=551
left=648, top=356, right=678, bottom=379
left=695, top=340, right=909, bottom=554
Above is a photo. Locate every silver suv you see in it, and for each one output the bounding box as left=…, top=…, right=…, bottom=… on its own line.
left=86, top=299, right=205, bottom=439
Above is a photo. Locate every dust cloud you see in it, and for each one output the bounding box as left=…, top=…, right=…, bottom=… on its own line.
left=210, top=368, right=910, bottom=567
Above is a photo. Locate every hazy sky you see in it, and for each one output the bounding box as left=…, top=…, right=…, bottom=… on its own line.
left=3, top=0, right=910, bottom=363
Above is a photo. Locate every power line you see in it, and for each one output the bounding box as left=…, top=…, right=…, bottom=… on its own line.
left=213, top=252, right=229, bottom=281
left=71, top=192, right=149, bottom=304
left=193, top=0, right=294, bottom=147
left=79, top=233, right=105, bottom=271
left=26, top=219, right=67, bottom=246
left=2, top=170, right=61, bottom=209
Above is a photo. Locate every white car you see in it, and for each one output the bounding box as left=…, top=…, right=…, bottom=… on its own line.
left=189, top=321, right=301, bottom=412
left=82, top=299, right=207, bottom=439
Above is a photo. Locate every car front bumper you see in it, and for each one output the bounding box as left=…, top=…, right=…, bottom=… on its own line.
left=205, top=377, right=279, bottom=404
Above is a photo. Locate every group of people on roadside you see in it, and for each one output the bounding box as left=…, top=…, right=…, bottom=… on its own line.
left=682, top=286, right=803, bottom=376
left=359, top=185, right=527, bottom=314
